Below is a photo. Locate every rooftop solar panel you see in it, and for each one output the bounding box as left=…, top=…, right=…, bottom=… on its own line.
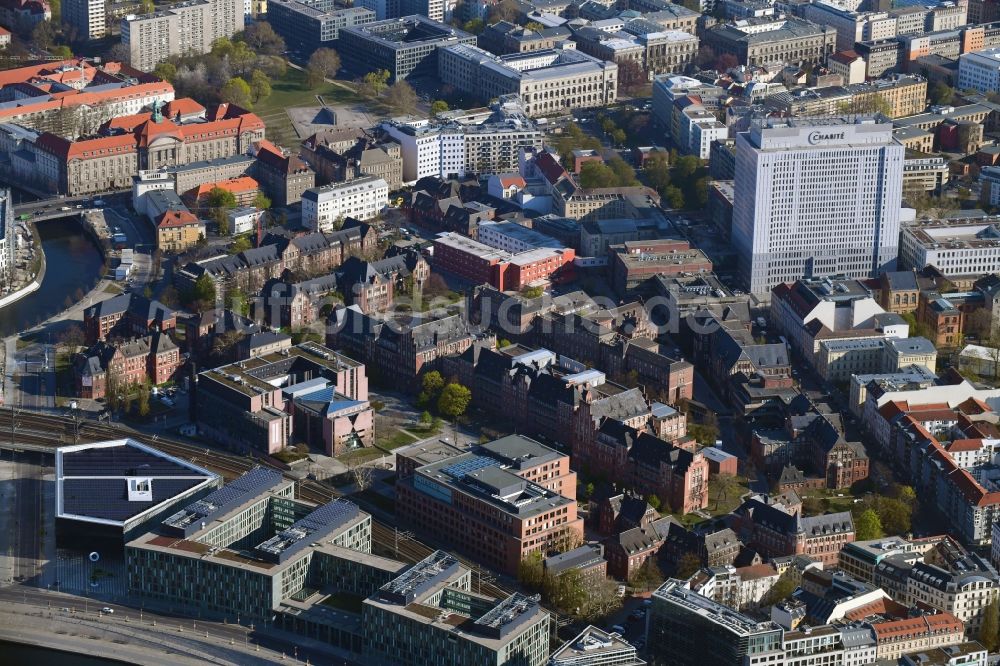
left=254, top=499, right=360, bottom=563
left=440, top=455, right=501, bottom=481
left=62, top=445, right=201, bottom=477
left=57, top=440, right=219, bottom=527
left=163, top=467, right=284, bottom=537
left=61, top=477, right=205, bottom=522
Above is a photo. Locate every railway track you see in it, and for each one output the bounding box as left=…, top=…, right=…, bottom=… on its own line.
left=0, top=408, right=516, bottom=600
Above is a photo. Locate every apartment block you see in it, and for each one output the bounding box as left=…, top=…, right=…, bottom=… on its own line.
left=121, top=0, right=242, bottom=72
left=65, top=0, right=106, bottom=39
left=302, top=176, right=389, bottom=231
left=764, top=75, right=926, bottom=119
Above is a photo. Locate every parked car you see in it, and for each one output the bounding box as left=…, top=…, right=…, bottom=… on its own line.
left=100, top=607, right=114, bottom=614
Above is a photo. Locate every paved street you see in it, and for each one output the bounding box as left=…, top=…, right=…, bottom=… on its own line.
left=0, top=586, right=359, bottom=665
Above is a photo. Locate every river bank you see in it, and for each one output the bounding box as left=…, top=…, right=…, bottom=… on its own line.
left=0, top=217, right=104, bottom=337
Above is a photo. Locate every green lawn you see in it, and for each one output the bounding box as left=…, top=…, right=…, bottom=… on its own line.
left=338, top=447, right=383, bottom=465
left=253, top=68, right=362, bottom=145
left=376, top=428, right=418, bottom=451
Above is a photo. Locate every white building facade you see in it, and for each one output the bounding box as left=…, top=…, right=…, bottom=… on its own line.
left=958, top=47, right=1000, bottom=95
left=301, top=176, right=388, bottom=232
left=732, top=117, right=904, bottom=298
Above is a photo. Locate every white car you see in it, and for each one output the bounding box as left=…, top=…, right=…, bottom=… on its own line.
left=101, top=607, right=114, bottom=614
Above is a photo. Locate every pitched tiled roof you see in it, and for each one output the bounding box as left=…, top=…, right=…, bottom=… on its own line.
left=157, top=209, right=200, bottom=229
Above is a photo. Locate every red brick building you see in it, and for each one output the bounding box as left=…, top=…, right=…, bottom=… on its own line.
left=432, top=232, right=575, bottom=292
left=83, top=293, right=176, bottom=344
left=75, top=333, right=181, bottom=399
left=591, top=419, right=709, bottom=515
left=733, top=495, right=855, bottom=566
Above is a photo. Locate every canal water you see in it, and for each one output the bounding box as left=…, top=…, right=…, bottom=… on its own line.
left=0, top=640, right=131, bottom=665
left=0, top=217, right=105, bottom=337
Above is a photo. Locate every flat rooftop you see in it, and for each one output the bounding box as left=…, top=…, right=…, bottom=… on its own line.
left=56, top=439, right=219, bottom=527
left=415, top=452, right=575, bottom=519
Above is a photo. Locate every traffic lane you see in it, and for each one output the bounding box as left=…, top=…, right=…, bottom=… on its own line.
left=2, top=587, right=363, bottom=664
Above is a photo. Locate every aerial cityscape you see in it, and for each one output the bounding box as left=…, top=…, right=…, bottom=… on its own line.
left=3, top=0, right=1000, bottom=663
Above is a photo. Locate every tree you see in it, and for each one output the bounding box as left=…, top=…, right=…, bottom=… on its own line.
left=544, top=569, right=589, bottom=615
left=607, top=157, right=638, bottom=186
left=855, top=508, right=885, bottom=541
left=349, top=460, right=375, bottom=491
left=308, top=47, right=341, bottom=78
left=873, top=496, right=911, bottom=536
left=207, top=186, right=238, bottom=209
left=430, top=100, right=449, bottom=115
left=524, top=21, right=545, bottom=31
left=437, top=382, right=472, bottom=419
left=220, top=77, right=253, bottom=108
left=153, top=62, right=177, bottom=82
left=463, top=18, right=484, bottom=34
left=675, top=552, right=702, bottom=579
left=211, top=37, right=235, bottom=58
left=249, top=70, right=272, bottom=104
left=629, top=557, right=665, bottom=590
left=104, top=43, right=131, bottom=63
left=385, top=81, right=418, bottom=115
left=579, top=162, right=618, bottom=189
left=187, top=273, right=217, bottom=310
left=419, top=410, right=433, bottom=427
left=618, top=59, right=647, bottom=95
left=644, top=155, right=672, bottom=192
left=646, top=494, right=662, bottom=511
left=980, top=598, right=1000, bottom=652
left=518, top=552, right=545, bottom=591
left=51, top=45, right=72, bottom=58
left=714, top=52, right=739, bottom=72
left=761, top=572, right=797, bottom=607
left=662, top=185, right=685, bottom=209
left=929, top=80, right=954, bottom=106
left=487, top=0, right=520, bottom=22
left=253, top=192, right=272, bottom=211
left=137, top=381, right=151, bottom=417
left=31, top=21, right=57, bottom=50
left=230, top=235, right=252, bottom=254
left=359, top=69, right=390, bottom=98
left=709, top=473, right=742, bottom=511
left=241, top=21, right=285, bottom=55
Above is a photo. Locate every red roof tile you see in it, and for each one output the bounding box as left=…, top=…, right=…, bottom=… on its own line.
left=157, top=209, right=200, bottom=229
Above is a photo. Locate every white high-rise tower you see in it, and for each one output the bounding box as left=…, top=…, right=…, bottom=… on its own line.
left=732, top=116, right=904, bottom=299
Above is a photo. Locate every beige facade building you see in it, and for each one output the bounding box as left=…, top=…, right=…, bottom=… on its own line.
left=440, top=45, right=618, bottom=118
left=704, top=16, right=837, bottom=67
left=32, top=100, right=264, bottom=196
left=122, top=0, right=242, bottom=72
left=765, top=75, right=926, bottom=119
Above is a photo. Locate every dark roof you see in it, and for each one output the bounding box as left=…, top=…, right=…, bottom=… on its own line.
left=883, top=271, right=919, bottom=291
left=58, top=439, right=217, bottom=525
